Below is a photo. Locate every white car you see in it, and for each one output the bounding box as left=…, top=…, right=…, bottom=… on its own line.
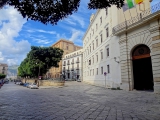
left=28, top=83, right=38, bottom=89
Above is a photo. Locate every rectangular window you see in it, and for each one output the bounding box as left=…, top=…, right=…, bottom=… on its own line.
left=90, top=70, right=92, bottom=76
left=96, top=39, right=98, bottom=47
left=93, top=29, right=94, bottom=35
left=100, top=34, right=103, bottom=43
left=96, top=23, right=98, bottom=30
left=90, top=33, right=91, bottom=39
left=89, top=60, right=91, bottom=65
left=93, top=69, right=94, bottom=75
left=92, top=56, right=94, bottom=64
left=100, top=17, right=102, bottom=24
left=101, top=51, right=103, bottom=60
left=93, top=42, right=94, bottom=50
left=96, top=68, right=98, bottom=75
left=107, top=65, right=110, bottom=73
left=90, top=45, right=91, bottom=52
left=106, top=8, right=108, bottom=16
left=66, top=46, right=68, bottom=50
left=107, top=48, right=109, bottom=57
left=101, top=67, right=103, bottom=74
left=96, top=54, right=98, bottom=62
left=106, top=28, right=109, bottom=38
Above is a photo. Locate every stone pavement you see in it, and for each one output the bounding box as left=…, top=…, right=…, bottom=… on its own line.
left=0, top=81, right=160, bottom=120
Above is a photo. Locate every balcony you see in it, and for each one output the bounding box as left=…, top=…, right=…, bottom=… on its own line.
left=67, top=63, right=70, bottom=65
left=71, top=68, right=74, bottom=71
left=76, top=61, right=80, bottom=63
left=71, top=62, right=74, bottom=64
left=76, top=67, right=79, bottom=70
left=112, top=2, right=160, bottom=35
left=63, top=64, right=66, bottom=66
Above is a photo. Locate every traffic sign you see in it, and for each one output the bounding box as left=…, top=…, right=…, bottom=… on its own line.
left=104, top=72, right=107, bottom=76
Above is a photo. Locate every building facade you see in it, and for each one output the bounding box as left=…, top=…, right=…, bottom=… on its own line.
left=82, top=7, right=121, bottom=88
left=0, top=63, right=8, bottom=75
left=48, top=39, right=82, bottom=79
left=82, top=0, right=151, bottom=89
left=113, top=1, right=160, bottom=93
left=62, top=49, right=83, bottom=81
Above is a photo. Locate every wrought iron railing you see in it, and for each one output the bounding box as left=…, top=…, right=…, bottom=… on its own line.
left=113, top=2, right=160, bottom=34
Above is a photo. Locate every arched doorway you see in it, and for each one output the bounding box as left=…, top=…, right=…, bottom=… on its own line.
left=132, top=45, right=154, bottom=90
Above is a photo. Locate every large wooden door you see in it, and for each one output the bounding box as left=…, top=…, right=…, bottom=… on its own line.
left=132, top=45, right=154, bottom=90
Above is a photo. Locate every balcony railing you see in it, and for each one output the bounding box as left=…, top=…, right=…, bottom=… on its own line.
left=67, top=63, right=70, bottom=65
left=112, top=2, right=160, bottom=34
left=71, top=68, right=74, bottom=71
left=71, top=62, right=74, bottom=64
left=63, top=64, right=66, bottom=66
left=76, top=67, right=79, bottom=70
left=76, top=61, right=80, bottom=63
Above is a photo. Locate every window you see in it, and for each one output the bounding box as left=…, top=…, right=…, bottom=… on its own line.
left=106, top=8, right=108, bottom=16
left=90, top=45, right=91, bottom=52
left=66, top=46, right=68, bottom=50
left=106, top=28, right=109, bottom=38
left=107, top=65, right=110, bottom=73
left=93, top=29, right=94, bottom=35
left=93, top=42, right=94, bottom=50
left=90, top=33, right=91, bottom=39
left=90, top=70, right=92, bottom=76
left=96, top=39, right=98, bottom=47
left=101, top=67, right=103, bottom=74
left=89, top=60, right=91, bottom=65
left=100, top=17, right=102, bottom=24
left=100, top=34, right=103, bottom=43
left=92, top=56, right=94, bottom=64
left=107, top=48, right=109, bottom=57
left=74, top=47, right=76, bottom=51
left=96, top=54, right=98, bottom=62
left=93, top=69, right=94, bottom=75
left=101, top=51, right=103, bottom=60
left=96, top=68, right=98, bottom=75
left=96, top=23, right=98, bottom=30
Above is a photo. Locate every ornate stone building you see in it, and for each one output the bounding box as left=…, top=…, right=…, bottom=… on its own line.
left=0, top=63, right=8, bottom=75
left=62, top=49, right=83, bottom=81
left=48, top=39, right=82, bottom=79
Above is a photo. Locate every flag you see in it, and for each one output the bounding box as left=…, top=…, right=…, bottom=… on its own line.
left=126, top=0, right=134, bottom=8
left=135, top=0, right=143, bottom=4
left=122, top=3, right=129, bottom=12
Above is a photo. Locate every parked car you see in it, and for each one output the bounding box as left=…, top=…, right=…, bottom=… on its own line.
left=23, top=83, right=29, bottom=87
left=28, top=83, right=38, bottom=89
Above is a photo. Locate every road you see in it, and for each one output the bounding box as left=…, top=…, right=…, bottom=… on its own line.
left=0, top=81, right=160, bottom=120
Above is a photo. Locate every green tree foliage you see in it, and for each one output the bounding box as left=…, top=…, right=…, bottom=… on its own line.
left=0, top=73, right=6, bottom=79
left=0, top=0, right=124, bottom=25
left=18, top=46, right=63, bottom=78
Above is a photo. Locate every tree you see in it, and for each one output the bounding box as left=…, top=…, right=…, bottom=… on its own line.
left=18, top=46, right=63, bottom=78
left=0, top=0, right=124, bottom=25
left=0, top=73, right=6, bottom=79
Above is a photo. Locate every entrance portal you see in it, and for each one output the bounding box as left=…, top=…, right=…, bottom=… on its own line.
left=132, top=45, right=154, bottom=90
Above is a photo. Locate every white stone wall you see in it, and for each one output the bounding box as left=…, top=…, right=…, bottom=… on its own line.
left=82, top=8, right=121, bottom=88
left=116, top=12, right=160, bottom=92
left=62, top=49, right=83, bottom=80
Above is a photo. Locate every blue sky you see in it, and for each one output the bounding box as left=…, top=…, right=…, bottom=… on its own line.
left=0, top=0, right=159, bottom=66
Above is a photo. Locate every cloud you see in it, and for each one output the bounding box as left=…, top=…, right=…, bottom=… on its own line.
left=0, top=6, right=31, bottom=66
left=69, top=29, right=84, bottom=42
left=26, top=28, right=56, bottom=35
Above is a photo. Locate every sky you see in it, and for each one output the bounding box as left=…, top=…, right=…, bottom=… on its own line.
left=0, top=0, right=159, bottom=66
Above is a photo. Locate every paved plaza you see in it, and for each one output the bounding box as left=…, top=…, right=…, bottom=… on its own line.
left=0, top=81, right=160, bottom=120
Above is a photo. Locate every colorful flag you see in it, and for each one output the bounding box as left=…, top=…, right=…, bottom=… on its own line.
left=122, top=3, right=129, bottom=12
left=135, top=0, right=143, bottom=4
left=126, top=0, right=134, bottom=8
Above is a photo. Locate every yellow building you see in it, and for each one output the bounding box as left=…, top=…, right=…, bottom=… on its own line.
left=48, top=39, right=82, bottom=79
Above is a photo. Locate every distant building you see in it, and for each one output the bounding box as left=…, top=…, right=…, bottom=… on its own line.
left=0, top=63, right=8, bottom=75
left=47, top=39, right=82, bottom=79
left=62, top=49, right=83, bottom=81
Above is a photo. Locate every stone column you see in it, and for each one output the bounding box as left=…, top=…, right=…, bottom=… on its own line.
left=119, top=35, right=132, bottom=91
left=150, top=20, right=160, bottom=93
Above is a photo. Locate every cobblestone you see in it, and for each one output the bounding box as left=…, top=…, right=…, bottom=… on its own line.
left=0, top=81, right=160, bottom=120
